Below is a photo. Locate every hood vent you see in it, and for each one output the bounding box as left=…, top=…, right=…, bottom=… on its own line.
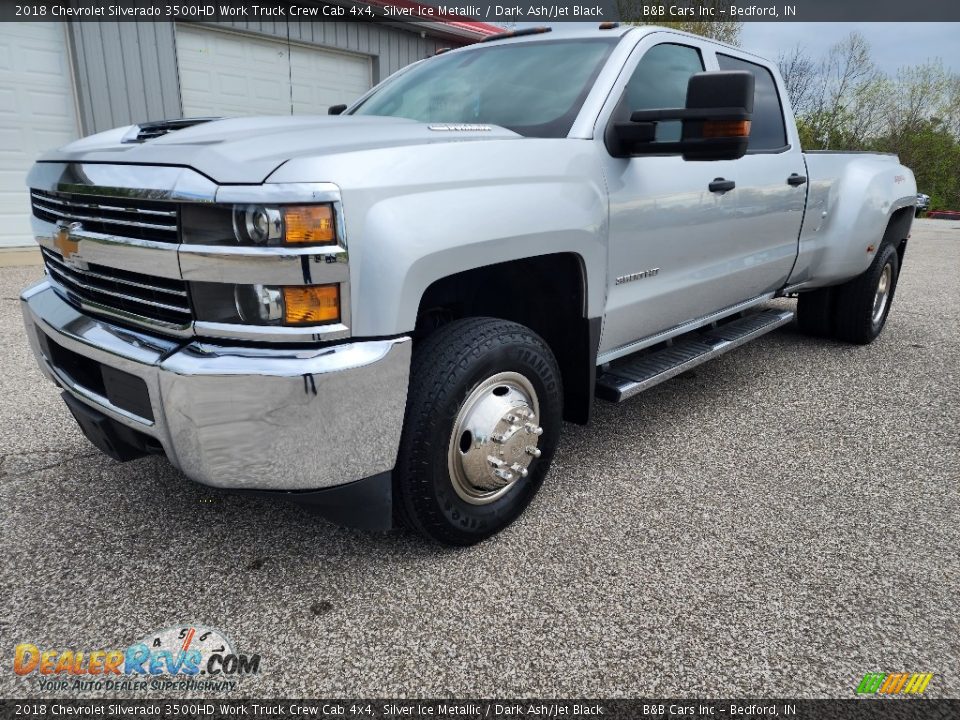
left=121, top=117, right=220, bottom=144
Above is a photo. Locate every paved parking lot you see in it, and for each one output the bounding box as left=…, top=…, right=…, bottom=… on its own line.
left=1, top=219, right=958, bottom=699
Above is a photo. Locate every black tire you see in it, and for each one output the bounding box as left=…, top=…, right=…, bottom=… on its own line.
left=394, top=317, right=562, bottom=546
left=796, top=286, right=836, bottom=337
left=833, top=242, right=900, bottom=344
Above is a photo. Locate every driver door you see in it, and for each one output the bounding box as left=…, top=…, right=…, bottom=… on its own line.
left=599, top=39, right=739, bottom=356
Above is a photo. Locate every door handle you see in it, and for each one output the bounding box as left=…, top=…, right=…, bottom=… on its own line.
left=709, top=178, right=735, bottom=193
left=787, top=173, right=807, bottom=186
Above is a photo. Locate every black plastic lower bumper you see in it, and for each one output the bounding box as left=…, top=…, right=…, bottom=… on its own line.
left=62, top=391, right=161, bottom=462
left=252, top=472, right=394, bottom=532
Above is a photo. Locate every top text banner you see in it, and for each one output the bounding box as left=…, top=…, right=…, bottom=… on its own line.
left=3, top=0, right=960, bottom=22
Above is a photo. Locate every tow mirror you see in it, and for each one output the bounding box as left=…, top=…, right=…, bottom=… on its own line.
left=328, top=104, right=347, bottom=116
left=608, top=70, right=754, bottom=161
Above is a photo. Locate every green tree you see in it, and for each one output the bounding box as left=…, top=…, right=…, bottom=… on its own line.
left=777, top=34, right=960, bottom=210
left=884, top=61, right=952, bottom=146
left=873, top=119, right=960, bottom=211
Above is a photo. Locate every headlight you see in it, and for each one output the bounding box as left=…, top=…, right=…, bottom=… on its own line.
left=191, top=282, right=341, bottom=327
left=182, top=203, right=338, bottom=247
left=235, top=284, right=283, bottom=323
left=235, top=284, right=340, bottom=325
left=234, top=205, right=283, bottom=245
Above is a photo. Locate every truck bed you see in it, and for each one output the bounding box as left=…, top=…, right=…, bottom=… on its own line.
left=789, top=151, right=916, bottom=288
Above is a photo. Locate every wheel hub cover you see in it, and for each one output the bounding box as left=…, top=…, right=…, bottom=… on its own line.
left=449, top=372, right=543, bottom=504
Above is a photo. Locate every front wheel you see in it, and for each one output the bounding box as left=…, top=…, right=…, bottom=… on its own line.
left=394, top=317, right=562, bottom=546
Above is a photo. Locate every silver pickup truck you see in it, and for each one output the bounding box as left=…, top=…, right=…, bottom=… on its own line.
left=20, top=25, right=917, bottom=545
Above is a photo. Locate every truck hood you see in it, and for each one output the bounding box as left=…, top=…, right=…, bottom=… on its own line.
left=39, top=116, right=523, bottom=184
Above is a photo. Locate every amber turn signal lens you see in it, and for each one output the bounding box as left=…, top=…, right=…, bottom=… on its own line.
left=282, top=285, right=340, bottom=324
left=702, top=119, right=751, bottom=138
left=283, top=205, right=335, bottom=244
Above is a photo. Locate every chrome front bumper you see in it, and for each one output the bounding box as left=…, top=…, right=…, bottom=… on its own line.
left=21, top=280, right=411, bottom=491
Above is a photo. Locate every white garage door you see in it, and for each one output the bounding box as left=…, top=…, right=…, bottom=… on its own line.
left=175, top=25, right=372, bottom=118
left=0, top=22, right=78, bottom=247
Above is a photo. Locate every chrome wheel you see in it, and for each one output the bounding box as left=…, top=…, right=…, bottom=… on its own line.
left=872, top=263, right=892, bottom=325
left=448, top=371, right=543, bottom=506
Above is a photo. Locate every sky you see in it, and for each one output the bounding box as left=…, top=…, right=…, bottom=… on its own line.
left=738, top=22, right=959, bottom=75
left=514, top=22, right=959, bottom=75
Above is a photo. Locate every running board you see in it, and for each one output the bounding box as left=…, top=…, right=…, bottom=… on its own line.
left=595, top=309, right=794, bottom=402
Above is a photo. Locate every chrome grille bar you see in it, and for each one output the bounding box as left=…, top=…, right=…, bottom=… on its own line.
left=29, top=191, right=177, bottom=217
left=41, top=247, right=191, bottom=327
left=47, top=264, right=190, bottom=314
left=31, top=189, right=178, bottom=243
left=32, top=200, right=178, bottom=233
left=42, top=251, right=187, bottom=298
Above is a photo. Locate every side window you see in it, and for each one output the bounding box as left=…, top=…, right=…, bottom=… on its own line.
left=623, top=44, right=704, bottom=141
left=717, top=54, right=788, bottom=151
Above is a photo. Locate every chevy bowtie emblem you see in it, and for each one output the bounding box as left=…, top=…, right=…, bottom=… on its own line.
left=54, top=221, right=85, bottom=269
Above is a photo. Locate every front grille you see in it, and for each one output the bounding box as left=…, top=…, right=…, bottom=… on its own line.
left=31, top=189, right=178, bottom=243
left=41, top=246, right=192, bottom=328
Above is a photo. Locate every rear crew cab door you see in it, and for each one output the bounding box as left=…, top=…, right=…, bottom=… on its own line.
left=697, top=50, right=807, bottom=301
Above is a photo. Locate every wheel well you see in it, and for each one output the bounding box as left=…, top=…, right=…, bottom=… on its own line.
left=885, top=206, right=913, bottom=266
left=414, top=254, right=598, bottom=424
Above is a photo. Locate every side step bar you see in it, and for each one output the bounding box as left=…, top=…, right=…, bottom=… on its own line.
left=595, top=309, right=794, bottom=402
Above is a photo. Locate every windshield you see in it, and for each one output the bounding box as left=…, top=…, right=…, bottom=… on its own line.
left=350, top=39, right=617, bottom=138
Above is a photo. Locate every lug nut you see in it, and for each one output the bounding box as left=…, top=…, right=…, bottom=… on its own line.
left=510, top=463, right=529, bottom=478
left=525, top=423, right=543, bottom=436
left=488, top=456, right=506, bottom=468
left=505, top=414, right=519, bottom=423
left=495, top=469, right=514, bottom=482
left=525, top=446, right=541, bottom=458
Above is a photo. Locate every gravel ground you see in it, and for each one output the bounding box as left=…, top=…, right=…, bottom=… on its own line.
left=1, top=219, right=957, bottom=700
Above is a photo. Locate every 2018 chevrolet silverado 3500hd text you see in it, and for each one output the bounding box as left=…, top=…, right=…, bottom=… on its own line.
left=20, top=25, right=917, bottom=545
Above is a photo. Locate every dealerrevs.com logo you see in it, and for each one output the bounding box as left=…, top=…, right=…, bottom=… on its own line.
left=14, top=625, right=261, bottom=693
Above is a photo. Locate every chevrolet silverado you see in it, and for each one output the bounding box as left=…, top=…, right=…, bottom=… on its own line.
left=20, top=25, right=917, bottom=545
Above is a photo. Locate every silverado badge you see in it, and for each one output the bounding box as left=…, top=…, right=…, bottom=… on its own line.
left=616, top=268, right=660, bottom=285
